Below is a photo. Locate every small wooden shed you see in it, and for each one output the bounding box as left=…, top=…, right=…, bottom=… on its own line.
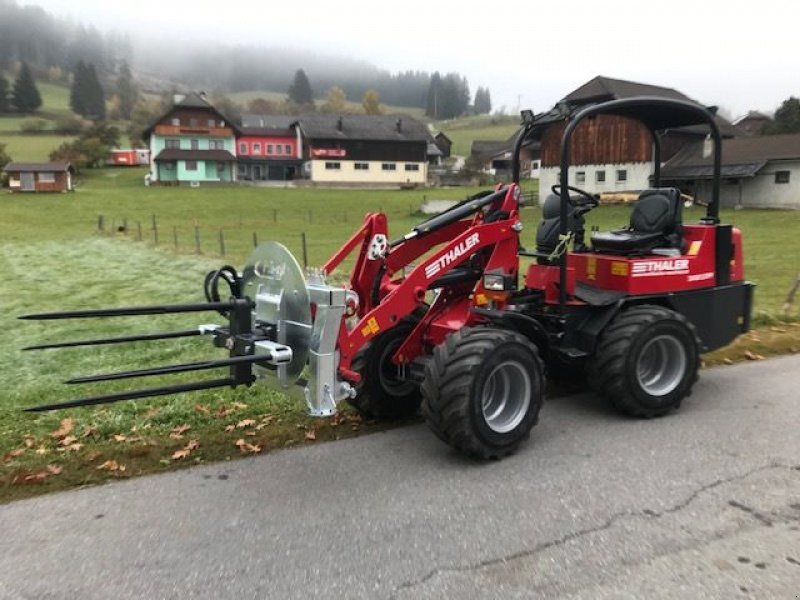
left=3, top=161, right=74, bottom=193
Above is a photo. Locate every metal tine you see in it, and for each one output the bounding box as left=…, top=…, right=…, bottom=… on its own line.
left=18, top=301, right=248, bottom=321
left=24, top=378, right=241, bottom=412
left=23, top=329, right=203, bottom=351
left=66, top=355, right=269, bottom=384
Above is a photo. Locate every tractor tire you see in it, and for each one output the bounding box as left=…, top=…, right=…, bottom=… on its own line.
left=348, top=319, right=422, bottom=420
left=587, top=305, right=700, bottom=418
left=421, top=327, right=544, bottom=460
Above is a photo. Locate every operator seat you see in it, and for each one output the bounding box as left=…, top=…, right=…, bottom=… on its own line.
left=590, top=188, right=684, bottom=255
left=535, top=192, right=583, bottom=264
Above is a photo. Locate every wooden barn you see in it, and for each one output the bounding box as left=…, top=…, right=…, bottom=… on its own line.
left=3, top=162, right=74, bottom=193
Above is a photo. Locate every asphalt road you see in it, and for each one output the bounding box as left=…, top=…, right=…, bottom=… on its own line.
left=2, top=356, right=799, bottom=600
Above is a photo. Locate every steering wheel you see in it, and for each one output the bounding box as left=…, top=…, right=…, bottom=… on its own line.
left=551, top=185, right=599, bottom=208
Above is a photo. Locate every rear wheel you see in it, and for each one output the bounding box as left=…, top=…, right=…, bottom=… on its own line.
left=587, top=305, right=700, bottom=417
left=421, top=327, right=544, bottom=459
left=349, top=319, right=422, bottom=419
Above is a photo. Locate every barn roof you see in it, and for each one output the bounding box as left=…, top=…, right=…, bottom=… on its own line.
left=297, top=114, right=429, bottom=142
left=662, top=132, right=800, bottom=179
left=3, top=161, right=73, bottom=172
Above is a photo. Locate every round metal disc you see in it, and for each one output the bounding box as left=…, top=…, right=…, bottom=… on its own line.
left=241, top=242, right=311, bottom=383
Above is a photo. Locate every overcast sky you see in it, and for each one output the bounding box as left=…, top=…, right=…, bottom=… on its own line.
left=25, top=0, right=800, bottom=118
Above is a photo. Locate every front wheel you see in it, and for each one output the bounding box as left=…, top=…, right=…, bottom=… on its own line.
left=587, top=305, right=701, bottom=417
left=421, top=327, right=545, bottom=460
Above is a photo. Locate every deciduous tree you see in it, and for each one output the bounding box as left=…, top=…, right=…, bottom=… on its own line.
left=764, top=97, right=800, bottom=135
left=321, top=86, right=347, bottom=114
left=361, top=89, right=383, bottom=115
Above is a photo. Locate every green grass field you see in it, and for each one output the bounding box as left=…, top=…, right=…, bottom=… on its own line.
left=435, top=115, right=522, bottom=156
left=1, top=133, right=75, bottom=161
left=1, top=167, right=798, bottom=501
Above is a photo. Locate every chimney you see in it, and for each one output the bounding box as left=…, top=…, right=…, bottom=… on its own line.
left=337, top=116, right=343, bottom=132
left=396, top=118, right=402, bottom=133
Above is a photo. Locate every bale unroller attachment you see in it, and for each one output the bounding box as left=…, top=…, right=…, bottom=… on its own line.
left=19, top=242, right=354, bottom=416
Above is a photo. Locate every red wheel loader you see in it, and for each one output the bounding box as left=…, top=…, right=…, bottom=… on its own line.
left=22, top=96, right=754, bottom=459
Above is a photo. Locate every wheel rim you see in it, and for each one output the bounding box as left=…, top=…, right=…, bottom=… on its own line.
left=481, top=361, right=531, bottom=433
left=636, top=335, right=687, bottom=396
left=379, top=339, right=414, bottom=397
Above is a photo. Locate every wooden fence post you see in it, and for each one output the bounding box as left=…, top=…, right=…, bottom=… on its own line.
left=97, top=215, right=104, bottom=232
left=173, top=226, right=178, bottom=250
left=137, top=221, right=142, bottom=241
left=301, top=232, right=308, bottom=268
left=194, top=226, right=201, bottom=254
left=783, top=273, right=800, bottom=315
left=218, top=230, right=225, bottom=256
left=252, top=232, right=258, bottom=248
left=151, top=214, right=158, bottom=245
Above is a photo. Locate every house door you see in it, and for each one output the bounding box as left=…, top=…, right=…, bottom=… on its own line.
left=252, top=165, right=262, bottom=180
left=21, top=173, right=35, bottom=191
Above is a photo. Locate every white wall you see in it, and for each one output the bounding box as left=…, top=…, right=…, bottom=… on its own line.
left=309, top=160, right=427, bottom=184
left=698, top=160, right=800, bottom=209
left=539, top=162, right=652, bottom=196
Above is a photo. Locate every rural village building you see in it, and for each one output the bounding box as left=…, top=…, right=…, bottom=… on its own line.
left=3, top=161, right=74, bottom=192
left=532, top=76, right=740, bottom=195
left=237, top=115, right=303, bottom=181
left=733, top=111, right=772, bottom=136
left=144, top=93, right=239, bottom=185
left=297, top=114, right=429, bottom=185
left=470, top=137, right=540, bottom=178
left=661, top=132, right=800, bottom=209
left=434, top=132, right=452, bottom=159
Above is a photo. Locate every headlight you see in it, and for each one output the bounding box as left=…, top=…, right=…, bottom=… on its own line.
left=483, top=274, right=506, bottom=291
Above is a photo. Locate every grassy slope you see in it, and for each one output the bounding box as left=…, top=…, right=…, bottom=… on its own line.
left=1, top=168, right=798, bottom=501
left=435, top=115, right=521, bottom=156
left=0, top=80, right=75, bottom=161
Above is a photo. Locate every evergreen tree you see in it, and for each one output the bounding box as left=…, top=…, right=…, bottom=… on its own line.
left=287, top=69, right=314, bottom=106
left=0, top=75, right=10, bottom=113
left=361, top=89, right=382, bottom=115
left=426, top=72, right=441, bottom=118
left=70, top=61, right=88, bottom=116
left=84, top=63, right=106, bottom=120
left=763, top=97, right=800, bottom=135
left=115, top=61, right=138, bottom=120
left=11, top=62, right=42, bottom=113
left=474, top=87, right=492, bottom=114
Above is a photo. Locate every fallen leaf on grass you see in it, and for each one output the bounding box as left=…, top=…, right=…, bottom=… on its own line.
left=171, top=424, right=191, bottom=436
left=234, top=439, right=262, bottom=454
left=46, top=465, right=63, bottom=475
left=231, top=402, right=248, bottom=410
left=236, top=419, right=256, bottom=429
left=185, top=439, right=200, bottom=451
left=23, top=435, right=36, bottom=448
left=194, top=404, right=210, bottom=414
left=770, top=327, right=787, bottom=333
left=224, top=424, right=236, bottom=432
left=85, top=450, right=102, bottom=462
left=113, top=434, right=127, bottom=443
left=35, top=446, right=50, bottom=455
left=50, top=418, right=75, bottom=440
left=57, top=442, right=83, bottom=453
left=171, top=449, right=191, bottom=460
left=2, top=448, right=26, bottom=462
left=59, top=435, right=77, bottom=447
left=723, top=358, right=734, bottom=365
left=744, top=350, right=765, bottom=361
left=96, top=460, right=125, bottom=472
left=82, top=426, right=98, bottom=438
left=304, top=429, right=316, bottom=441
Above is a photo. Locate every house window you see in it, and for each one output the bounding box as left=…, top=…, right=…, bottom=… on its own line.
left=284, top=144, right=291, bottom=154
left=210, top=139, right=225, bottom=150
left=775, top=170, right=791, bottom=184
left=253, top=143, right=261, bottom=155
left=576, top=171, right=586, bottom=184
left=354, top=162, right=369, bottom=170
left=267, top=144, right=274, bottom=154
left=208, top=119, right=216, bottom=127
left=239, top=142, right=247, bottom=154
left=616, top=169, right=627, bottom=183
left=185, top=161, right=198, bottom=171
left=171, top=117, right=180, bottom=126
left=217, top=162, right=225, bottom=176
left=325, top=162, right=341, bottom=170
left=165, top=139, right=180, bottom=149
left=405, top=164, right=419, bottom=172
left=38, top=172, right=55, bottom=183
left=382, top=163, right=397, bottom=171
left=191, top=139, right=199, bottom=150
left=596, top=170, right=606, bottom=183
left=276, top=145, right=283, bottom=155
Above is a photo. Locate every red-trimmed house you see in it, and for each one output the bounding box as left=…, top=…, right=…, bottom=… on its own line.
left=237, top=115, right=303, bottom=181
